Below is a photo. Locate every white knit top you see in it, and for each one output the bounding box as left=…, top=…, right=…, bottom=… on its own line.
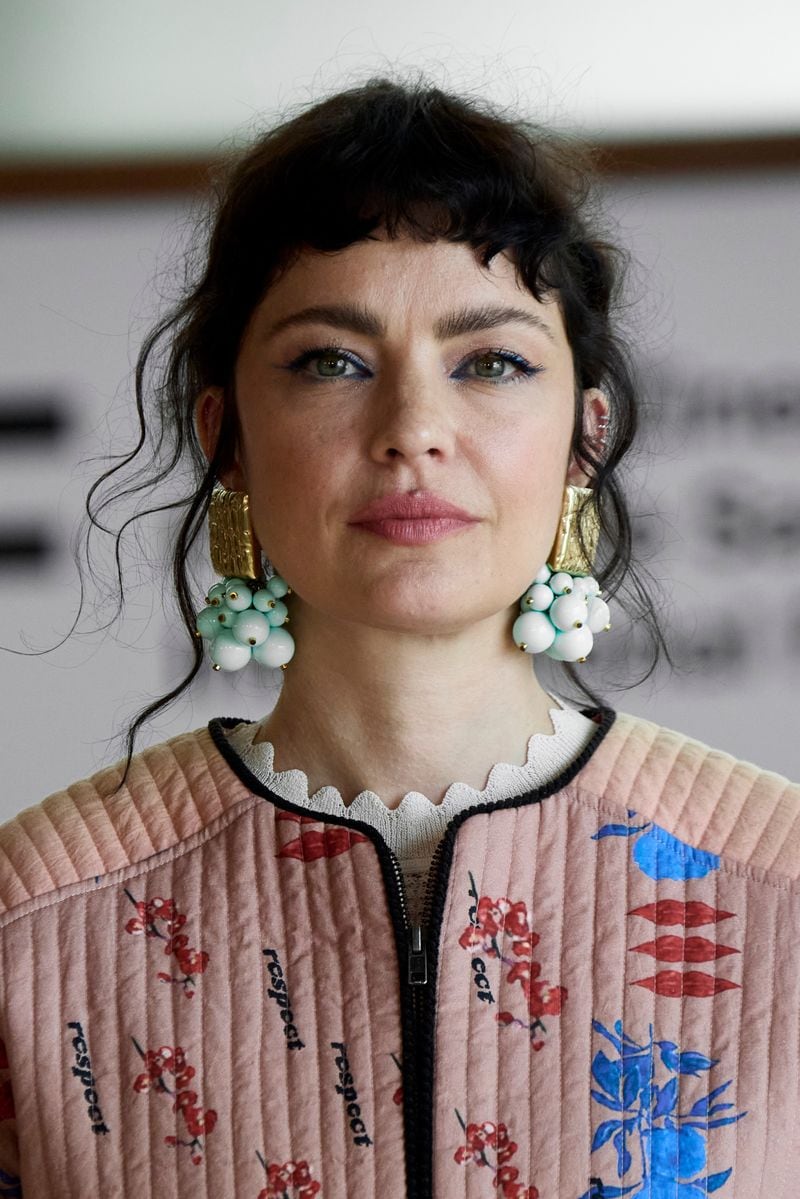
left=223, top=694, right=598, bottom=925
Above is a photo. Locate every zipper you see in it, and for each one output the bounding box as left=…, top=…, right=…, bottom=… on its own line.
left=387, top=836, right=448, bottom=980
left=385, top=836, right=449, bottom=1198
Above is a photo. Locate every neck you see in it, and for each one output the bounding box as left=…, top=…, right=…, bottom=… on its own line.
left=253, top=602, right=566, bottom=808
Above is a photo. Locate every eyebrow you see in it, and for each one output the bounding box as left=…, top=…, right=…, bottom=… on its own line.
left=264, top=301, right=558, bottom=346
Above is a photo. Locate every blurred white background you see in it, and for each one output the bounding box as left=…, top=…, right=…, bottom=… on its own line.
left=3, top=0, right=800, bottom=155
left=1, top=0, right=798, bottom=815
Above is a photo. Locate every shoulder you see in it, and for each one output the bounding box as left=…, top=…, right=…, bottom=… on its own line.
left=575, top=709, right=800, bottom=883
left=0, top=724, right=256, bottom=920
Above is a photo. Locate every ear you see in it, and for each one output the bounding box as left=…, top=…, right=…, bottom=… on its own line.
left=566, top=387, right=610, bottom=489
left=194, top=387, right=247, bottom=492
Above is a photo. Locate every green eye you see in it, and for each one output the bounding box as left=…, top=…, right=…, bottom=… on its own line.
left=285, top=344, right=543, bottom=385
left=314, top=352, right=350, bottom=376
left=473, top=353, right=508, bottom=378
left=456, top=348, right=543, bottom=385
left=286, top=345, right=357, bottom=379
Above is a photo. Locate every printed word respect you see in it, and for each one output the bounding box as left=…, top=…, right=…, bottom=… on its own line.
left=66, top=1020, right=109, bottom=1135
left=330, top=1041, right=373, bottom=1146
left=263, top=947, right=305, bottom=1050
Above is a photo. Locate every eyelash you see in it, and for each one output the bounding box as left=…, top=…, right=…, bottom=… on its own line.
left=284, top=343, right=544, bottom=385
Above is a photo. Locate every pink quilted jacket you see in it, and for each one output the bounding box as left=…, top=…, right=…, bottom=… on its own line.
left=0, top=708, right=797, bottom=1198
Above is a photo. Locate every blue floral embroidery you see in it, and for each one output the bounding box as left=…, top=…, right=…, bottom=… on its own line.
left=577, top=1019, right=747, bottom=1198
left=592, top=809, right=720, bottom=880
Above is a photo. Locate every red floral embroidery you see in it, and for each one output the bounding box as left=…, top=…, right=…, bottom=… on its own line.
left=458, top=877, right=566, bottom=1045
left=256, top=1150, right=321, bottom=1198
left=453, top=1114, right=539, bottom=1198
left=124, top=891, right=209, bottom=998
left=131, top=1040, right=216, bottom=1166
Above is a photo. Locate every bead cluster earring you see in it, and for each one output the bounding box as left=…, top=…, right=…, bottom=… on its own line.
left=194, top=485, right=295, bottom=672
left=195, top=481, right=611, bottom=672
left=511, top=484, right=611, bottom=664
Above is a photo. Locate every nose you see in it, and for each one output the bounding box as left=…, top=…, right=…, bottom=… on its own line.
left=366, top=367, right=456, bottom=464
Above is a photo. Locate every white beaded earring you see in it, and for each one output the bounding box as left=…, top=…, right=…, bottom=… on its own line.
left=194, top=484, right=295, bottom=672
left=511, top=484, right=611, bottom=664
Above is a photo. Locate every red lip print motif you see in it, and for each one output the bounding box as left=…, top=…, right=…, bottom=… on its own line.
left=275, top=810, right=370, bottom=860
left=632, top=971, right=740, bottom=997
left=628, top=901, right=740, bottom=997
left=628, top=900, right=734, bottom=926
left=630, top=935, right=739, bottom=962
left=277, top=826, right=370, bottom=860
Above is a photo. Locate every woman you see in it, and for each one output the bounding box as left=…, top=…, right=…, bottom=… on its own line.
left=0, top=75, right=797, bottom=1199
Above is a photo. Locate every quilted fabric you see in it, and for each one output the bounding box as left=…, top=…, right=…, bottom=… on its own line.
left=0, top=708, right=797, bottom=1198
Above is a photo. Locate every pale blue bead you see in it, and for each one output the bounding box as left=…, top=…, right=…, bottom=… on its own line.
left=544, top=625, right=594, bottom=662
left=266, top=574, right=289, bottom=598
left=549, top=571, right=574, bottom=595
left=224, top=581, right=253, bottom=611
left=196, top=606, right=223, bottom=639
left=586, top=595, right=611, bottom=633
left=529, top=583, right=554, bottom=611
left=534, top=564, right=551, bottom=584
left=511, top=611, right=556, bottom=654
left=549, top=593, right=589, bottom=631
left=265, top=599, right=288, bottom=626
left=252, top=626, right=295, bottom=667
left=232, top=610, right=271, bottom=647
left=216, top=607, right=237, bottom=628
left=209, top=629, right=252, bottom=671
left=252, top=589, right=276, bottom=613
left=206, top=581, right=227, bottom=607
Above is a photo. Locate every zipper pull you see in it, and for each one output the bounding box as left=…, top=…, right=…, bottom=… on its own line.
left=408, top=924, right=428, bottom=985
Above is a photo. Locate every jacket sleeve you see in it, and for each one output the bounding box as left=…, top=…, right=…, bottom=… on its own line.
left=0, top=1035, right=21, bottom=1196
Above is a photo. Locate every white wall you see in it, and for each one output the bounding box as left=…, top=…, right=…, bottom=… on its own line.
left=2, top=0, right=800, bottom=159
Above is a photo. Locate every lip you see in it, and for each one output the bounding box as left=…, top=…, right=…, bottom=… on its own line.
left=352, top=517, right=476, bottom=546
left=348, top=489, right=479, bottom=523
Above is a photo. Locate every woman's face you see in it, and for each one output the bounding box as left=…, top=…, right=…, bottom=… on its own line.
left=197, top=233, right=607, bottom=638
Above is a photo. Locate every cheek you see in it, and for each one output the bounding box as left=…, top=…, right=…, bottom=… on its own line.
left=239, top=415, right=334, bottom=548
left=493, top=419, right=569, bottom=502
left=490, top=425, right=571, bottom=562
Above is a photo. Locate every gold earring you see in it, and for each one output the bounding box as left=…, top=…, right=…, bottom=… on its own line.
left=208, top=482, right=261, bottom=580
left=547, top=484, right=600, bottom=575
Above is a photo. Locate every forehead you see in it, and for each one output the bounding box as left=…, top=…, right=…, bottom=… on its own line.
left=253, top=234, right=567, bottom=347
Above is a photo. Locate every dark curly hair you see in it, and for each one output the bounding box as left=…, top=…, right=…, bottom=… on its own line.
left=78, top=69, right=672, bottom=785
